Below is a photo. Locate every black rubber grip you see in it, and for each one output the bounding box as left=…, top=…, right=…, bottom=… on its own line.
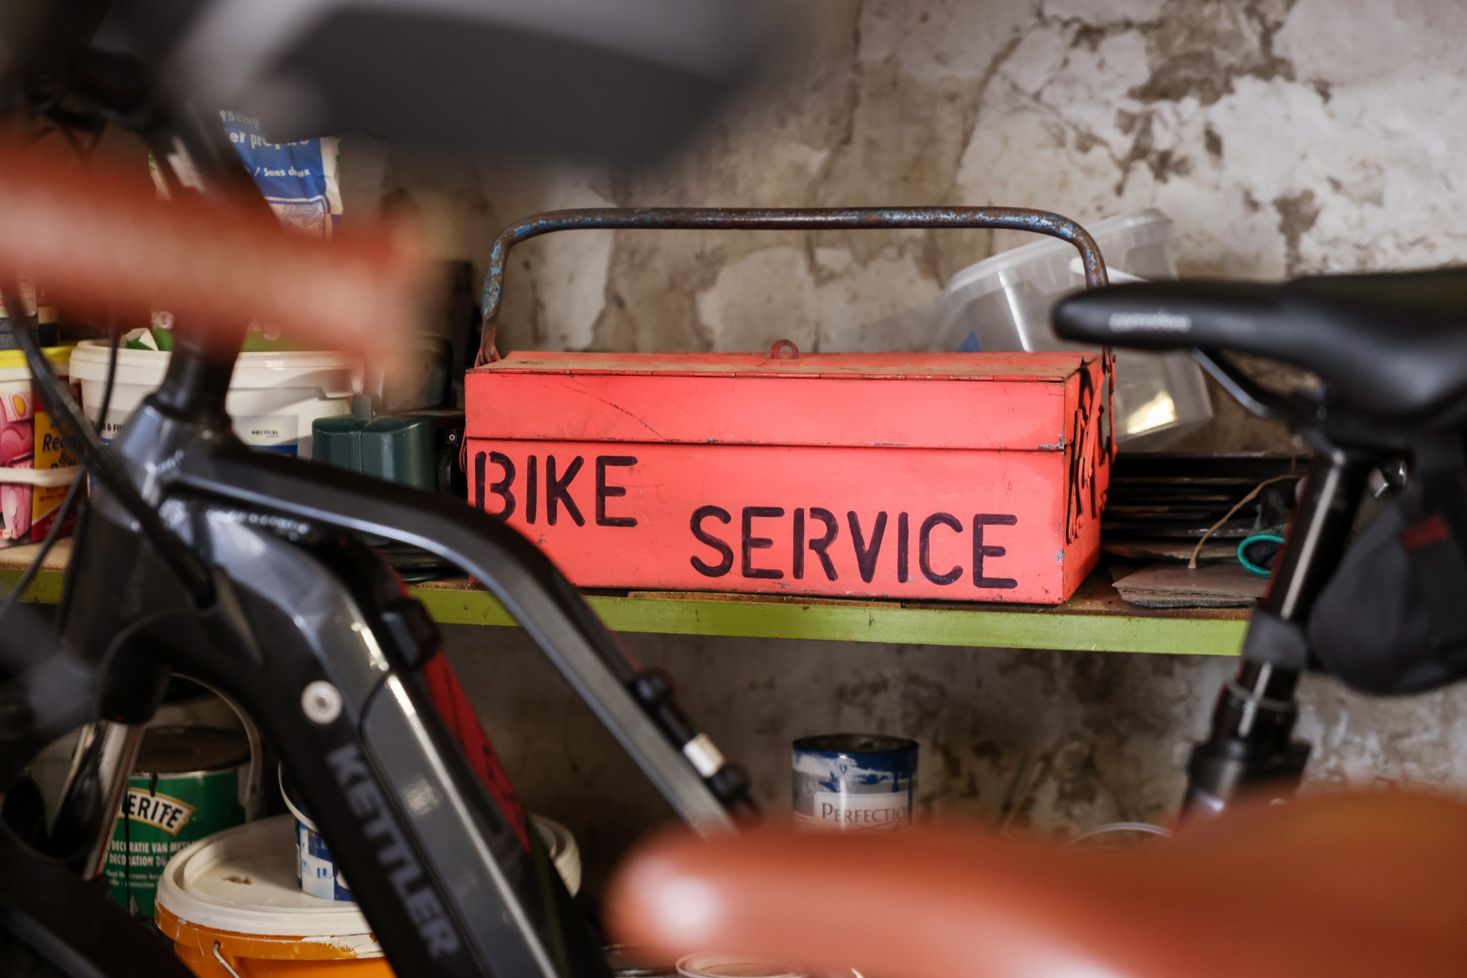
left=1052, top=280, right=1278, bottom=350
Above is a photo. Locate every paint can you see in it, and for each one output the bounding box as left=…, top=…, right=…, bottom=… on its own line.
left=279, top=764, right=352, bottom=902
left=676, top=953, right=806, bottom=978
left=280, top=763, right=582, bottom=903
left=106, top=725, right=250, bottom=919
left=791, top=734, right=917, bottom=831
left=155, top=815, right=391, bottom=977
left=605, top=945, right=679, bottom=978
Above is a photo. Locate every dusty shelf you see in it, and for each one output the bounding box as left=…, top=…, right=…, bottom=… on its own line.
left=0, top=540, right=1247, bottom=655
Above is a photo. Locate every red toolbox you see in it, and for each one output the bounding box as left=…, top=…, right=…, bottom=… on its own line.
left=465, top=207, right=1113, bottom=604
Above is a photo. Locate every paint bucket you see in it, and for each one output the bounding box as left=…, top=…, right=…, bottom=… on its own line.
left=155, top=816, right=390, bottom=977
left=0, top=345, right=79, bottom=546
left=31, top=680, right=262, bottom=833
left=70, top=340, right=356, bottom=458
left=280, top=764, right=582, bottom=902
left=791, top=734, right=917, bottom=831
left=106, top=726, right=251, bottom=919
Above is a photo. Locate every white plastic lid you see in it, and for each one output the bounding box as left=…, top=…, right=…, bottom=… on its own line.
left=940, top=209, right=1172, bottom=301
left=160, top=812, right=581, bottom=941
left=0, top=345, right=73, bottom=382
left=69, top=339, right=357, bottom=391
left=156, top=815, right=376, bottom=940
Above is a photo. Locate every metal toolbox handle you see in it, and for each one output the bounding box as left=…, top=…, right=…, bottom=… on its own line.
left=474, top=206, right=1114, bottom=458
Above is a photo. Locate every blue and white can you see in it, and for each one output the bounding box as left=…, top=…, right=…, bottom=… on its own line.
left=294, top=816, right=351, bottom=901
left=792, top=734, right=917, bottom=831
left=279, top=765, right=351, bottom=901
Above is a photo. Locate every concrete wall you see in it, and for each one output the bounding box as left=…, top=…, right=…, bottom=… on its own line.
left=444, top=629, right=1467, bottom=893
left=356, top=0, right=1467, bottom=890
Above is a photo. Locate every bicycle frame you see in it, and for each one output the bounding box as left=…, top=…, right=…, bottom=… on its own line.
left=45, top=370, right=750, bottom=978
left=1182, top=443, right=1379, bottom=813
left=1176, top=355, right=1398, bottom=814
left=24, top=100, right=749, bottom=978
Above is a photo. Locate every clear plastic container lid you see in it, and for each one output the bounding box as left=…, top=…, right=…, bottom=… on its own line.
left=934, top=209, right=1211, bottom=449
left=942, top=210, right=1176, bottom=302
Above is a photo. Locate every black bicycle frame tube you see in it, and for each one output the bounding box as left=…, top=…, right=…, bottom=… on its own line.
left=1183, top=447, right=1375, bottom=814
left=50, top=394, right=717, bottom=978
left=47, top=381, right=745, bottom=976
left=141, top=95, right=275, bottom=420
left=135, top=522, right=603, bottom=978
left=46, top=93, right=278, bottom=874
left=0, top=820, right=193, bottom=978
left=169, top=438, right=744, bottom=828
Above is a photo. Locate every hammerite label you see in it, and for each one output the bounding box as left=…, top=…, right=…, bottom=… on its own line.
left=107, top=768, right=244, bottom=919
left=121, top=788, right=196, bottom=835
left=793, top=791, right=911, bottom=831
left=105, top=727, right=249, bottom=919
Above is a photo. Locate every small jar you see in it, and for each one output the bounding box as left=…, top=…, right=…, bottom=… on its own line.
left=792, top=733, right=917, bottom=831
left=676, top=953, right=807, bottom=978
left=605, top=944, right=678, bottom=978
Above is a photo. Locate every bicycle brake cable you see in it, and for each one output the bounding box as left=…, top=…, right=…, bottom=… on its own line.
left=1, top=287, right=214, bottom=606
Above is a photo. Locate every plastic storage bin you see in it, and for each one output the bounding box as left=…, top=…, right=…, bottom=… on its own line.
left=71, top=340, right=356, bottom=458
left=0, top=346, right=79, bottom=546
left=935, top=210, right=1211, bottom=449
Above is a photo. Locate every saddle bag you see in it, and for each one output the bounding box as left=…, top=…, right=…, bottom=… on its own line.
left=1309, top=437, right=1467, bottom=695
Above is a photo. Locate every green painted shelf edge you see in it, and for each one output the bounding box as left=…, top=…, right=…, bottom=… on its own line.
left=0, top=567, right=65, bottom=606
left=414, top=587, right=1246, bottom=655
left=0, top=564, right=1246, bottom=656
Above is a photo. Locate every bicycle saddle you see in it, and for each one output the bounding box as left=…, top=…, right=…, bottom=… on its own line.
left=1053, top=269, right=1467, bottom=421
left=608, top=790, right=1467, bottom=978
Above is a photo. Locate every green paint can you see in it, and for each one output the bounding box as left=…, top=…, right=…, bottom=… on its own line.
left=106, top=725, right=251, bottom=919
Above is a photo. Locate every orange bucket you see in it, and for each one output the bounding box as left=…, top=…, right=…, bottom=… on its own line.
left=155, top=816, right=391, bottom=977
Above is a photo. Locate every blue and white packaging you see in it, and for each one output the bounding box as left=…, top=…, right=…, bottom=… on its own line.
left=221, top=111, right=342, bottom=239
left=792, top=734, right=918, bottom=831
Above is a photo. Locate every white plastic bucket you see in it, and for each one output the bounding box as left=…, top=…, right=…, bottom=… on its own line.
left=69, top=340, right=357, bottom=458
left=0, top=346, right=80, bottom=545
left=156, top=816, right=581, bottom=977
left=154, top=816, right=389, bottom=977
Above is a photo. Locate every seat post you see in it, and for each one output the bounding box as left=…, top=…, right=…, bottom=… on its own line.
left=1182, top=448, right=1374, bottom=817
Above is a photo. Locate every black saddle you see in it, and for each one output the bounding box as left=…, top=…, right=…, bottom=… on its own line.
left=1053, top=268, right=1467, bottom=422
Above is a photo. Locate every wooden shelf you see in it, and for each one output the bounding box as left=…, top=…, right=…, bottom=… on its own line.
left=0, top=540, right=1246, bottom=656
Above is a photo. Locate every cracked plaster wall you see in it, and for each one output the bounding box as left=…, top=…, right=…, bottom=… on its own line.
left=348, top=0, right=1467, bottom=890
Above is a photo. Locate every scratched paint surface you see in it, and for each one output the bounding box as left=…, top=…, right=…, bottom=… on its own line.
left=468, top=439, right=1094, bottom=603
left=466, top=350, right=1106, bottom=602
left=469, top=353, right=1090, bottom=450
